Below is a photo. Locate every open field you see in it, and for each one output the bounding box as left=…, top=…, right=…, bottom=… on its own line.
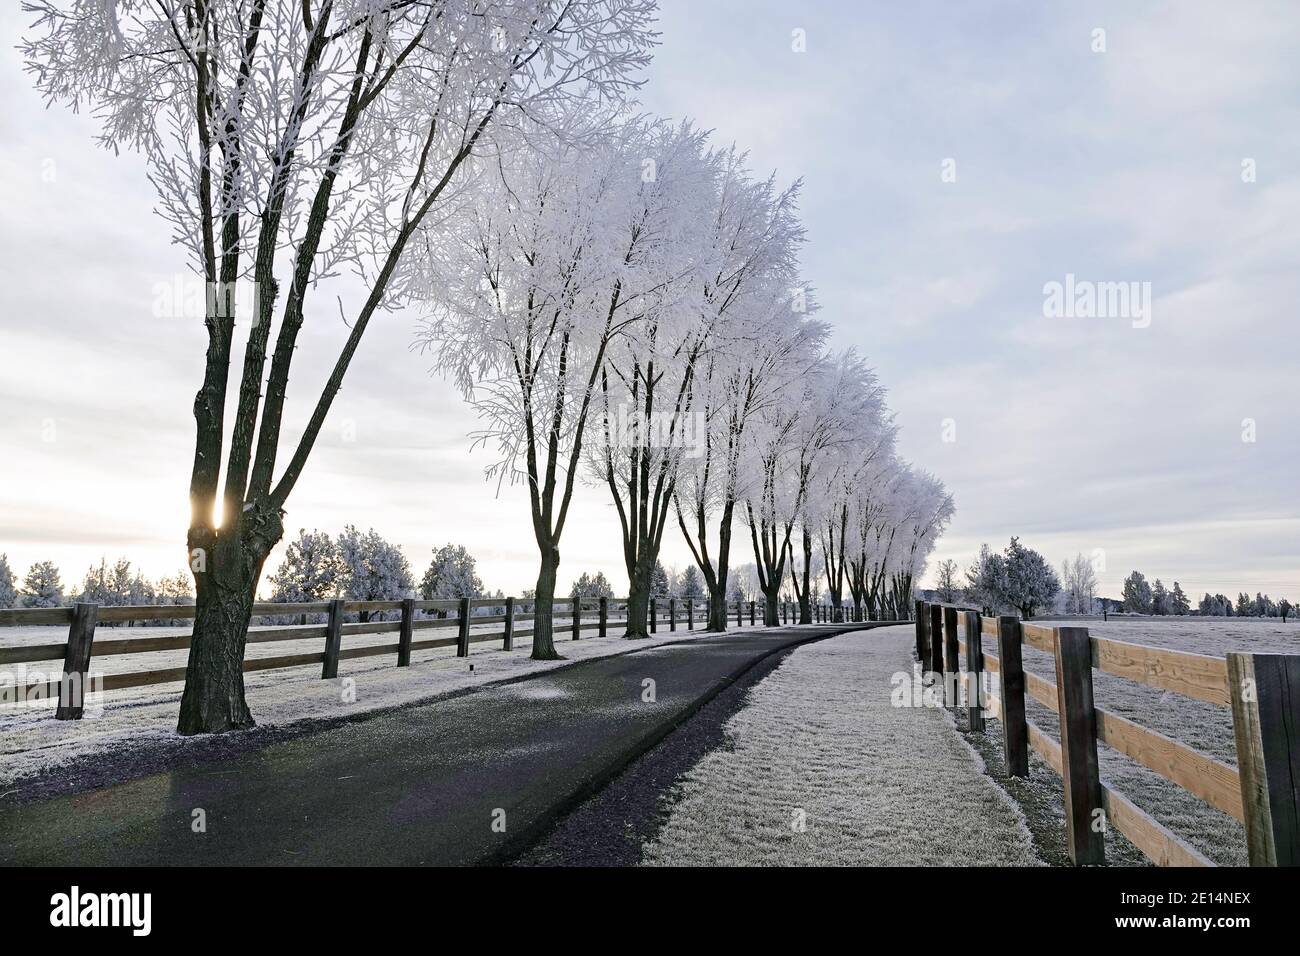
left=1012, top=616, right=1298, bottom=867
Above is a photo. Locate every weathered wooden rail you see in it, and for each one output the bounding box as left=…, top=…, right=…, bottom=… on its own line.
left=0, top=595, right=857, bottom=719
left=914, top=599, right=1300, bottom=868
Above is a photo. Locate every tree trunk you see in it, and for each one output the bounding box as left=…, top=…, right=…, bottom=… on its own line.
left=706, top=499, right=736, bottom=632
left=795, top=527, right=813, bottom=624
left=178, top=582, right=256, bottom=734
left=531, top=546, right=562, bottom=660
left=177, top=505, right=281, bottom=735
left=707, top=586, right=729, bottom=632
left=624, top=554, right=653, bottom=639
left=763, top=587, right=780, bottom=626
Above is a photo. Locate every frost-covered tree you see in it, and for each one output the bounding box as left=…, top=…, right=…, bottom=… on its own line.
left=650, top=560, right=672, bottom=599
left=419, top=544, right=484, bottom=601
left=570, top=571, right=615, bottom=599
left=21, top=560, right=64, bottom=608
left=778, top=353, right=887, bottom=624
left=1199, top=592, right=1233, bottom=617
left=881, top=470, right=954, bottom=619
left=1151, top=578, right=1170, bottom=615
left=0, top=554, right=16, bottom=609
left=23, top=0, right=657, bottom=732
left=79, top=559, right=156, bottom=622
left=829, top=423, right=899, bottom=621
left=743, top=332, right=841, bottom=625
left=999, top=537, right=1059, bottom=620
left=1280, top=599, right=1292, bottom=623
left=337, top=526, right=414, bottom=621
left=1061, top=554, right=1098, bottom=614
left=268, top=529, right=345, bottom=623
left=154, top=571, right=196, bottom=625
left=935, top=559, right=960, bottom=603
left=672, top=156, right=809, bottom=632
left=1122, top=571, right=1153, bottom=614
left=965, top=544, right=1003, bottom=615
left=1170, top=581, right=1190, bottom=615
left=584, top=121, right=719, bottom=638
left=416, top=117, right=691, bottom=658
left=677, top=565, right=705, bottom=601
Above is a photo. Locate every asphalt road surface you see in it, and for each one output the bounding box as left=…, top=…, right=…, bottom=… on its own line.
left=1, top=622, right=883, bottom=866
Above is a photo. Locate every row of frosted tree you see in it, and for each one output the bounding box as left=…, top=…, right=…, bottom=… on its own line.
left=0, top=554, right=192, bottom=613
left=22, top=0, right=950, bottom=733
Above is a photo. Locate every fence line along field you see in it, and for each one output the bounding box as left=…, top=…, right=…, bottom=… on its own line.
left=919, top=603, right=1300, bottom=868
left=1, top=594, right=851, bottom=709
left=0, top=595, right=859, bottom=788
left=1019, top=616, right=1299, bottom=867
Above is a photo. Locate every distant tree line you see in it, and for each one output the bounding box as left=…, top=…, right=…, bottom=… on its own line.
left=0, top=540, right=632, bottom=624
left=0, top=552, right=193, bottom=623
left=927, top=546, right=1292, bottom=624
left=1120, top=570, right=1291, bottom=621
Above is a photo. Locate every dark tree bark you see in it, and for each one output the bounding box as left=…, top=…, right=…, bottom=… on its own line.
left=749, top=502, right=792, bottom=627
left=675, top=445, right=740, bottom=634
left=624, top=571, right=652, bottom=639
left=178, top=500, right=283, bottom=734
left=821, top=504, right=849, bottom=623
left=789, top=525, right=813, bottom=624
left=531, top=545, right=562, bottom=659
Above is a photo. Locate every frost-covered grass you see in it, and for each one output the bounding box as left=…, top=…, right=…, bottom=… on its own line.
left=1018, top=617, right=1300, bottom=866
left=641, top=626, right=1042, bottom=867
left=0, top=617, right=776, bottom=788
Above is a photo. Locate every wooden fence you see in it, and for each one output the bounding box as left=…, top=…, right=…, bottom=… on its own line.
left=914, top=599, right=1300, bottom=868
left=0, top=595, right=868, bottom=720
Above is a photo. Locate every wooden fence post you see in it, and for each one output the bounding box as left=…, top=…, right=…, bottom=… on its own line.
left=943, top=606, right=960, bottom=709
left=397, top=598, right=414, bottom=667
left=1228, top=652, right=1300, bottom=865
left=914, top=599, right=925, bottom=663
left=736, top=600, right=743, bottom=627
left=650, top=598, right=657, bottom=634
left=55, top=602, right=98, bottom=720
left=929, top=604, right=944, bottom=677
left=964, top=609, right=984, bottom=732
left=749, top=601, right=756, bottom=626
left=997, top=615, right=1029, bottom=777
left=457, top=597, right=471, bottom=657
left=323, top=599, right=345, bottom=678
left=504, top=596, right=515, bottom=650
left=687, top=598, right=694, bottom=630
left=669, top=597, right=677, bottom=632
left=572, top=598, right=581, bottom=641
left=598, top=597, right=608, bottom=638
left=1055, top=626, right=1105, bottom=865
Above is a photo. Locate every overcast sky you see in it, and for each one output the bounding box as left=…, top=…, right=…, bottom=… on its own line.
left=1, top=1, right=1297, bottom=602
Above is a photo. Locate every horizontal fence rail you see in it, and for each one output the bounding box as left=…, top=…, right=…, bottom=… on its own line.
left=1, top=596, right=898, bottom=720
left=915, top=599, right=1300, bottom=868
